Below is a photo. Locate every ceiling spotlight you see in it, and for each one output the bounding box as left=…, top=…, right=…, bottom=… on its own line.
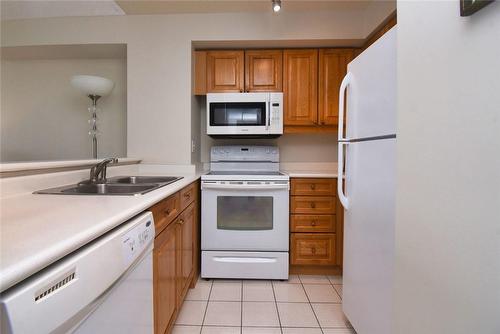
left=272, top=0, right=281, bottom=12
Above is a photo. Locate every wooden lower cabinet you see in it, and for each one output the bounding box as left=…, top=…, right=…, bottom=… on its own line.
left=154, top=222, right=177, bottom=334
left=176, top=202, right=195, bottom=304
left=290, top=177, right=343, bottom=275
left=151, top=181, right=200, bottom=334
left=291, top=233, right=336, bottom=265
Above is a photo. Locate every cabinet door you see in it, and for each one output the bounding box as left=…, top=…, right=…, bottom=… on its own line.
left=318, top=49, right=354, bottom=125
left=245, top=50, right=283, bottom=92
left=291, top=233, right=336, bottom=265
left=291, top=196, right=336, bottom=215
left=283, top=49, right=318, bottom=125
left=206, top=50, right=244, bottom=92
left=291, top=178, right=336, bottom=196
left=176, top=203, right=195, bottom=303
left=154, top=222, right=177, bottom=334
left=290, top=214, right=336, bottom=233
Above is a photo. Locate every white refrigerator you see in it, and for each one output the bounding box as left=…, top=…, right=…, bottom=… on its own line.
left=337, top=27, right=397, bottom=334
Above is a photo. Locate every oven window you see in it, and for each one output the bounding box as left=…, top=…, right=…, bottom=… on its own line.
left=210, top=102, right=266, bottom=126
left=217, top=196, right=273, bottom=230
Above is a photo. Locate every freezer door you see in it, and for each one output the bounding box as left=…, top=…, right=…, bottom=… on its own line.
left=342, top=138, right=396, bottom=334
left=345, top=27, right=397, bottom=139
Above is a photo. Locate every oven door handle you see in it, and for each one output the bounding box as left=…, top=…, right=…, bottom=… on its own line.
left=202, top=183, right=289, bottom=191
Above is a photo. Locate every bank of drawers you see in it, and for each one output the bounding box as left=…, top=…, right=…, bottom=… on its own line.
left=290, top=178, right=337, bottom=266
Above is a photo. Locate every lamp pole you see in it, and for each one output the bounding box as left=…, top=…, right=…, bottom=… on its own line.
left=88, top=94, right=101, bottom=159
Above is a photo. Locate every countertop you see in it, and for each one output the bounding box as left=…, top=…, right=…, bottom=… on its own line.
left=0, top=166, right=203, bottom=293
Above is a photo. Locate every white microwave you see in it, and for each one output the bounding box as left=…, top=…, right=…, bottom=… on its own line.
left=206, top=92, right=283, bottom=137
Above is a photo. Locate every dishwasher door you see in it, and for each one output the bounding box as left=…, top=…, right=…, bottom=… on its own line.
left=0, top=212, right=155, bottom=334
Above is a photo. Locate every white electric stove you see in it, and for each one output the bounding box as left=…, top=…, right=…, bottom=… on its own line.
left=201, top=146, right=290, bottom=280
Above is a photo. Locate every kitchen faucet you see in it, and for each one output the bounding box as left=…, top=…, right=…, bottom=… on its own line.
left=89, top=158, right=118, bottom=184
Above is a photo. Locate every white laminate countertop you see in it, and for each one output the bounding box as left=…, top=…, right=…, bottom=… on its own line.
left=0, top=166, right=204, bottom=293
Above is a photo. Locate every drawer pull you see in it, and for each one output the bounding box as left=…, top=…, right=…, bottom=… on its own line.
left=310, top=202, right=316, bottom=209
left=311, top=247, right=316, bottom=254
left=310, top=184, right=316, bottom=190
left=311, top=220, right=317, bottom=227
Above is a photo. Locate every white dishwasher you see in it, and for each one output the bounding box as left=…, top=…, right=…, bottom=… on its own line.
left=0, top=211, right=155, bottom=334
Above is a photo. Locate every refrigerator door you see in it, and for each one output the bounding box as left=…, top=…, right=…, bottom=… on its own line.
left=342, top=138, right=396, bottom=334
left=344, top=27, right=397, bottom=140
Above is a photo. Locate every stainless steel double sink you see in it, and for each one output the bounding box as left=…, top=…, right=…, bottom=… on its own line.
left=34, top=176, right=183, bottom=196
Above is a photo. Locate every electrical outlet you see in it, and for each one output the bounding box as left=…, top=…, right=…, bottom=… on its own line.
left=191, top=139, right=196, bottom=153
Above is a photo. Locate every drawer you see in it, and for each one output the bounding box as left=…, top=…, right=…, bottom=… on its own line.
left=291, top=178, right=336, bottom=196
left=150, top=192, right=180, bottom=236
left=291, top=196, right=336, bottom=214
left=290, top=215, right=335, bottom=233
left=290, top=233, right=336, bottom=265
left=180, top=182, right=196, bottom=211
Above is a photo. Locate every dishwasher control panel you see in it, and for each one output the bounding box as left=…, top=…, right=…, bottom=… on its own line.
left=122, top=216, right=154, bottom=266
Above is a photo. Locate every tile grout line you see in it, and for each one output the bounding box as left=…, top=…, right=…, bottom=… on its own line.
left=271, top=280, right=284, bottom=334
left=200, top=278, right=214, bottom=333
left=301, top=280, right=325, bottom=334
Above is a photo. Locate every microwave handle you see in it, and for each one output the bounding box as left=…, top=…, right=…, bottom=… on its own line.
left=266, top=99, right=270, bottom=130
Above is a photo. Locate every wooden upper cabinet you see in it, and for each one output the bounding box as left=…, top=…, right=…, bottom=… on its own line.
left=283, top=49, right=318, bottom=126
left=318, top=49, right=354, bottom=126
left=194, top=51, right=207, bottom=95
left=245, top=50, right=282, bottom=92
left=206, top=50, right=244, bottom=92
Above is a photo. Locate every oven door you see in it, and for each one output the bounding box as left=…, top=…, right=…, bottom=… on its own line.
left=201, top=180, right=289, bottom=251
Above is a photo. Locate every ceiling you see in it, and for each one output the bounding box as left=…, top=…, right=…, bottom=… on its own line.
left=1, top=0, right=377, bottom=20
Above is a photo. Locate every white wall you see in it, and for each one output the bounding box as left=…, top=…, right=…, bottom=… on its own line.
left=0, top=58, right=126, bottom=162
left=1, top=5, right=394, bottom=165
left=395, top=1, right=500, bottom=333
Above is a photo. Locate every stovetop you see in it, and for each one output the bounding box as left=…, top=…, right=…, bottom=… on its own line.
left=206, top=171, right=286, bottom=176
left=202, top=170, right=289, bottom=181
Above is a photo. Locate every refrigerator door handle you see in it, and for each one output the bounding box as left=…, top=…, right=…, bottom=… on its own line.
left=337, top=72, right=352, bottom=210
left=338, top=72, right=352, bottom=142
left=338, top=141, right=349, bottom=210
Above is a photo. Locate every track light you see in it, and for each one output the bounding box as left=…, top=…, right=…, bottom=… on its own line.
left=272, top=0, right=281, bottom=12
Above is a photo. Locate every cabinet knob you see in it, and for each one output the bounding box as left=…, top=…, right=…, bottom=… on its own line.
left=165, top=209, right=171, bottom=215
left=184, top=193, right=190, bottom=198
left=310, top=184, right=316, bottom=190
left=311, top=220, right=317, bottom=227
left=311, top=247, right=316, bottom=254
left=178, top=219, right=185, bottom=225
left=310, top=202, right=316, bottom=209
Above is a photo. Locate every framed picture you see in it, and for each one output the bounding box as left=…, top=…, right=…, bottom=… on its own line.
left=460, top=0, right=494, bottom=16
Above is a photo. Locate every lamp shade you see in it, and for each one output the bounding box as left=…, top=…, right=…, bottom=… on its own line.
left=70, top=75, right=114, bottom=97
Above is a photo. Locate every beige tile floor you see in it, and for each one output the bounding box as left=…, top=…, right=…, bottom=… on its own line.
left=173, top=275, right=356, bottom=334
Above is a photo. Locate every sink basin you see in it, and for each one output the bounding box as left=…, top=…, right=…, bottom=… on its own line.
left=34, top=175, right=183, bottom=195
left=108, top=176, right=182, bottom=185
left=60, top=183, right=157, bottom=195
left=34, top=176, right=182, bottom=195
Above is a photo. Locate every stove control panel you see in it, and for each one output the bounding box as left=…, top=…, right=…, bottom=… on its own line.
left=211, top=145, right=279, bottom=163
